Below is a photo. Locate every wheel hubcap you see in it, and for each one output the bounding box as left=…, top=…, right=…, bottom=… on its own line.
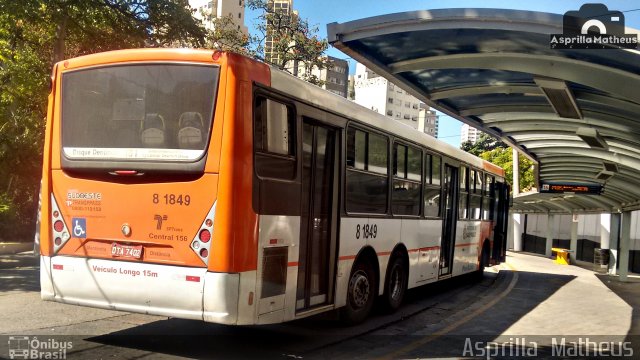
left=350, top=270, right=370, bottom=308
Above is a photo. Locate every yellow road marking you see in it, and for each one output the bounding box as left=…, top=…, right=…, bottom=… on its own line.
left=378, top=262, right=519, bottom=359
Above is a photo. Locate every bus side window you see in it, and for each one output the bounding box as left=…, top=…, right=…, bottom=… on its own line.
left=346, top=126, right=389, bottom=214
left=469, top=169, right=482, bottom=220
left=392, top=143, right=421, bottom=216
left=424, top=153, right=441, bottom=218
left=459, top=166, right=469, bottom=219
left=484, top=174, right=495, bottom=220
left=254, top=96, right=296, bottom=180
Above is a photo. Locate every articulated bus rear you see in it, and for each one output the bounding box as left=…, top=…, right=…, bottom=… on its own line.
left=39, top=50, right=268, bottom=324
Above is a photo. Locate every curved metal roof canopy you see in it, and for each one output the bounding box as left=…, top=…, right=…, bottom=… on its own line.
left=327, top=8, right=640, bottom=214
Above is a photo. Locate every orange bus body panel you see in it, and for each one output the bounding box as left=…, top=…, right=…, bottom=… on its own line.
left=40, top=65, right=59, bottom=257
left=42, top=49, right=271, bottom=271
left=210, top=53, right=270, bottom=273
left=483, top=161, right=505, bottom=177
left=51, top=171, right=218, bottom=266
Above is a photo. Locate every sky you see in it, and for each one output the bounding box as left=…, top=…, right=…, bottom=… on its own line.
left=245, top=1, right=640, bottom=147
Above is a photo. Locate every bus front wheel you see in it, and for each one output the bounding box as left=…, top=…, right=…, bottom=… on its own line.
left=342, top=260, right=375, bottom=324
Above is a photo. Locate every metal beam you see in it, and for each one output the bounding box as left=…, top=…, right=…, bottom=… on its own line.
left=430, top=85, right=542, bottom=100
left=460, top=105, right=554, bottom=117
left=388, top=52, right=640, bottom=104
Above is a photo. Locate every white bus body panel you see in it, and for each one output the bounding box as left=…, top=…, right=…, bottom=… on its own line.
left=256, top=215, right=301, bottom=324
left=452, top=221, right=482, bottom=276
left=43, top=255, right=240, bottom=322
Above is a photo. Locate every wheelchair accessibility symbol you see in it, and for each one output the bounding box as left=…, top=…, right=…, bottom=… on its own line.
left=72, top=218, right=86, bottom=238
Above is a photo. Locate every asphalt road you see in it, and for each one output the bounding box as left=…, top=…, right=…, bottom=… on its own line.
left=4, top=252, right=631, bottom=359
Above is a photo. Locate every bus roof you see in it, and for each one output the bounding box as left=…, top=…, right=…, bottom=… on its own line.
left=269, top=65, right=505, bottom=178
left=55, top=48, right=504, bottom=178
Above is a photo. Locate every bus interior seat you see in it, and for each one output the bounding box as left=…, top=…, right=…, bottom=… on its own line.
left=177, top=112, right=204, bottom=149
left=140, top=113, right=166, bottom=147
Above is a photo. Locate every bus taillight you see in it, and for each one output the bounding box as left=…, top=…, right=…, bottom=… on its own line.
left=50, top=194, right=71, bottom=253
left=199, top=229, right=211, bottom=243
left=190, top=201, right=216, bottom=265
left=54, top=221, right=64, bottom=232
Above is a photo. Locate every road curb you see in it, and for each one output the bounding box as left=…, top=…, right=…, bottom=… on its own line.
left=0, top=242, right=34, bottom=255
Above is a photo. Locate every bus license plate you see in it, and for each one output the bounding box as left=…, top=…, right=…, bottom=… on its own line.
left=111, top=243, right=143, bottom=259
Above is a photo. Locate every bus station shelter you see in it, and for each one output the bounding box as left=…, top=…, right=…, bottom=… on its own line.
left=327, top=9, right=640, bottom=279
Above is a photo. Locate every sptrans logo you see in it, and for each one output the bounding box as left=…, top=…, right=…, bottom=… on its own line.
left=8, top=336, right=72, bottom=359
left=550, top=3, right=639, bottom=49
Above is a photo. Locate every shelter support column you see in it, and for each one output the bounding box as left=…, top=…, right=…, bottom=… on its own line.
left=608, top=213, right=621, bottom=275
left=619, top=211, right=631, bottom=282
left=600, top=213, right=611, bottom=250
left=545, top=214, right=555, bottom=257
left=512, top=213, right=523, bottom=252
left=512, top=148, right=519, bottom=196
left=570, top=214, right=578, bottom=263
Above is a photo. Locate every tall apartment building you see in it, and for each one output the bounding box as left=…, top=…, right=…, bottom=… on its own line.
left=354, top=63, right=438, bottom=135
left=264, top=0, right=294, bottom=65
left=461, top=123, right=481, bottom=144
left=189, top=0, right=249, bottom=36
left=418, top=104, right=439, bottom=137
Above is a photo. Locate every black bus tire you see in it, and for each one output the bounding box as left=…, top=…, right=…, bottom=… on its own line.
left=381, top=255, right=407, bottom=312
left=341, top=260, right=376, bottom=325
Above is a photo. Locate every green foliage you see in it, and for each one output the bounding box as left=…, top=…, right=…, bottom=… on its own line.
left=460, top=134, right=507, bottom=157
left=204, top=14, right=252, bottom=55
left=461, top=134, right=535, bottom=193
left=0, top=0, right=207, bottom=241
left=247, top=0, right=329, bottom=84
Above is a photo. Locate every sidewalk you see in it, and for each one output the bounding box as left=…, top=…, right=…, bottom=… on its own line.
left=502, top=251, right=634, bottom=336
left=0, top=242, right=33, bottom=255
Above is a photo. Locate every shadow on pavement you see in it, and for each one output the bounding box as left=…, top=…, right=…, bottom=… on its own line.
left=595, top=273, right=640, bottom=356
left=0, top=253, right=39, bottom=293
left=85, top=272, right=491, bottom=359
left=351, top=270, right=578, bottom=359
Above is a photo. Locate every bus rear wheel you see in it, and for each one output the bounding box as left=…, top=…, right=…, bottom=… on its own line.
left=381, top=255, right=407, bottom=312
left=476, top=243, right=490, bottom=280
left=342, top=260, right=375, bottom=324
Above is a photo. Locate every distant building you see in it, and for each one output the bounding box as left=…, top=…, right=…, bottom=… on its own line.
left=354, top=63, right=436, bottom=134
left=189, top=0, right=249, bottom=36
left=419, top=104, right=439, bottom=137
left=264, top=0, right=294, bottom=65
left=461, top=124, right=481, bottom=144
left=347, top=74, right=355, bottom=100
left=289, top=56, right=349, bottom=97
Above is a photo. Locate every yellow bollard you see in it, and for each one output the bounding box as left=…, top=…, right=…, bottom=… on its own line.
left=552, top=247, right=571, bottom=265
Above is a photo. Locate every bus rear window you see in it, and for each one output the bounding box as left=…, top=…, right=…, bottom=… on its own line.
left=61, top=64, right=219, bottom=163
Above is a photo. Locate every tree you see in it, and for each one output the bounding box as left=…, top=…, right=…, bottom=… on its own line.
left=461, top=133, right=507, bottom=156
left=0, top=0, right=207, bottom=240
left=204, top=14, right=252, bottom=55
left=461, top=134, right=535, bottom=193
left=247, top=0, right=329, bottom=83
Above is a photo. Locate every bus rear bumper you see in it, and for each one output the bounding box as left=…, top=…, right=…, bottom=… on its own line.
left=40, top=255, right=239, bottom=324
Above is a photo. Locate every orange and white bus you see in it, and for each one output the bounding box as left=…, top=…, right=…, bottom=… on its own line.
left=37, top=49, right=509, bottom=325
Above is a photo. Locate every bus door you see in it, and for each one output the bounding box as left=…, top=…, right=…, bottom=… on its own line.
left=440, top=163, right=459, bottom=276
left=296, top=118, right=339, bottom=311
